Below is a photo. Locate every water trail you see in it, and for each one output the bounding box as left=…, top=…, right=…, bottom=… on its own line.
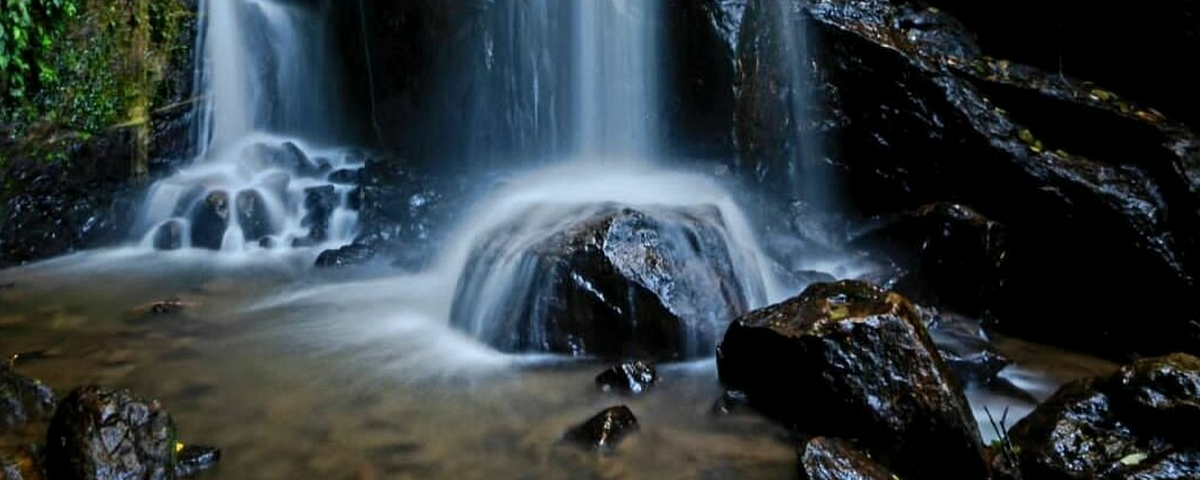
left=137, top=0, right=358, bottom=253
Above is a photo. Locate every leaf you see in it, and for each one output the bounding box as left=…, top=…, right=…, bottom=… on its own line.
left=1120, top=453, right=1149, bottom=466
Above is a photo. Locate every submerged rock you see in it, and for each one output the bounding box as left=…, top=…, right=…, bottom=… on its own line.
left=314, top=243, right=376, bottom=268
left=234, top=190, right=276, bottom=243
left=151, top=220, right=185, bottom=251
left=189, top=191, right=230, bottom=251
left=717, top=281, right=988, bottom=480
left=451, top=205, right=760, bottom=361
left=45, top=387, right=177, bottom=480
left=0, top=446, right=44, bottom=480
left=1, top=365, right=56, bottom=433
left=595, top=362, right=658, bottom=395
left=296, top=186, right=336, bottom=246
left=563, top=406, right=639, bottom=453
left=1009, top=353, right=1200, bottom=480
left=798, top=437, right=896, bottom=480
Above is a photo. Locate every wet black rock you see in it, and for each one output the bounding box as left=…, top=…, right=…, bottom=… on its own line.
left=923, top=307, right=1011, bottom=386
left=717, top=281, right=988, bottom=480
left=563, top=406, right=639, bottom=453
left=451, top=205, right=758, bottom=361
left=1, top=365, right=56, bottom=433
left=314, top=243, right=376, bottom=269
left=234, top=190, right=276, bottom=243
left=327, top=168, right=361, bottom=185
left=151, top=220, right=185, bottom=251
left=189, top=191, right=230, bottom=251
left=45, top=386, right=176, bottom=480
left=790, top=0, right=1200, bottom=358
left=1008, top=353, right=1200, bottom=480
left=798, top=437, right=896, bottom=480
left=296, top=186, right=336, bottom=246
left=855, top=203, right=1007, bottom=317
left=595, top=362, right=658, bottom=395
left=0, top=446, right=44, bottom=480
left=173, top=445, right=220, bottom=479
left=352, top=157, right=444, bottom=265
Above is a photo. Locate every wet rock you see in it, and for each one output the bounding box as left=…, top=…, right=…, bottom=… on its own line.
left=151, top=220, right=185, bottom=251
left=189, top=191, right=230, bottom=250
left=0, top=446, right=45, bottom=480
left=923, top=307, right=1011, bottom=386
left=855, top=203, right=1007, bottom=316
left=717, top=281, right=988, bottom=480
left=798, top=437, right=896, bottom=480
left=353, top=157, right=445, bottom=263
left=295, top=186, right=336, bottom=246
left=314, top=243, right=376, bottom=268
left=794, top=0, right=1200, bottom=358
left=234, top=190, right=276, bottom=243
left=662, top=0, right=739, bottom=159
left=595, top=362, right=658, bottom=395
left=0, top=365, right=56, bottom=433
left=563, top=406, right=639, bottom=453
left=45, top=386, right=176, bottom=480
left=710, top=390, right=753, bottom=417
left=244, top=141, right=321, bottom=178
left=327, top=168, right=361, bottom=185
left=173, top=444, right=220, bottom=478
left=1008, top=354, right=1200, bottom=480
left=450, top=205, right=759, bottom=361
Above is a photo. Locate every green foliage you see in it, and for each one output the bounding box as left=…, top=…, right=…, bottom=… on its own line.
left=0, top=0, right=79, bottom=101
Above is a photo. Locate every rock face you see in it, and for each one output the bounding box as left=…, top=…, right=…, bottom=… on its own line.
left=562, top=406, right=639, bottom=453
left=45, top=387, right=177, bottom=480
left=451, top=205, right=759, bottom=360
left=777, top=0, right=1200, bottom=358
left=595, top=362, right=658, bottom=395
left=798, top=437, right=896, bottom=480
left=717, top=281, right=988, bottom=480
left=1008, top=353, right=1200, bottom=480
left=1, top=366, right=56, bottom=433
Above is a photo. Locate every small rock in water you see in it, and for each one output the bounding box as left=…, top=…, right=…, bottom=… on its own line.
left=174, top=444, right=222, bottom=478
left=152, top=220, right=185, bottom=251
left=0, top=445, right=44, bottom=480
left=315, top=244, right=376, bottom=268
left=710, top=390, right=753, bottom=416
left=563, top=406, right=639, bottom=453
left=798, top=437, right=897, bottom=480
left=595, top=362, right=657, bottom=394
left=0, top=364, right=56, bottom=433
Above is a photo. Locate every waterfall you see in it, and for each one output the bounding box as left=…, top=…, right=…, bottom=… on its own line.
left=135, top=0, right=359, bottom=253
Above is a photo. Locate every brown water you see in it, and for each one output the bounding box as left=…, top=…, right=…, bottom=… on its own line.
left=0, top=248, right=1112, bottom=480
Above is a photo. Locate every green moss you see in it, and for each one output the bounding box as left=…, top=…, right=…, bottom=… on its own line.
left=1, top=0, right=194, bottom=164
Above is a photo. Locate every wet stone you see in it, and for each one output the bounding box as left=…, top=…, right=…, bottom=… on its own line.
left=798, top=437, right=897, bottom=480
left=152, top=220, right=185, bottom=251
left=595, top=362, right=657, bottom=395
left=45, top=386, right=177, bottom=480
left=0, top=364, right=56, bottom=433
left=563, top=406, right=639, bottom=453
left=174, top=444, right=221, bottom=478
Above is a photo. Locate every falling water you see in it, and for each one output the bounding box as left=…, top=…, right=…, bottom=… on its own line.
left=136, top=0, right=359, bottom=253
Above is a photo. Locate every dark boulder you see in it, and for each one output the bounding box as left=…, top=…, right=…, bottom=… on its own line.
left=45, top=386, right=176, bottom=480
left=790, top=0, right=1200, bottom=358
left=450, top=205, right=760, bottom=361
left=314, top=243, right=376, bottom=268
left=717, top=280, right=988, bottom=480
left=353, top=157, right=445, bottom=263
left=1008, top=353, right=1200, bottom=480
left=855, top=203, right=1007, bottom=316
left=234, top=190, right=276, bottom=243
left=1, top=365, right=56, bottom=433
left=296, top=186, right=336, bottom=246
left=562, top=406, right=639, bottom=453
left=662, top=0, right=739, bottom=159
left=151, top=220, right=185, bottom=251
left=0, top=446, right=44, bottom=480
left=595, top=362, right=658, bottom=395
left=189, top=191, right=230, bottom=251
left=798, top=437, right=896, bottom=480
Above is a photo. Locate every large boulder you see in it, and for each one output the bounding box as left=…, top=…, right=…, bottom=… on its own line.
left=1, top=366, right=56, bottom=433
left=45, top=387, right=176, bottom=480
left=798, top=437, right=897, bottom=480
left=768, top=0, right=1200, bottom=358
left=1008, top=353, right=1200, bottom=480
left=717, top=280, right=988, bottom=480
left=450, top=205, right=761, bottom=360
